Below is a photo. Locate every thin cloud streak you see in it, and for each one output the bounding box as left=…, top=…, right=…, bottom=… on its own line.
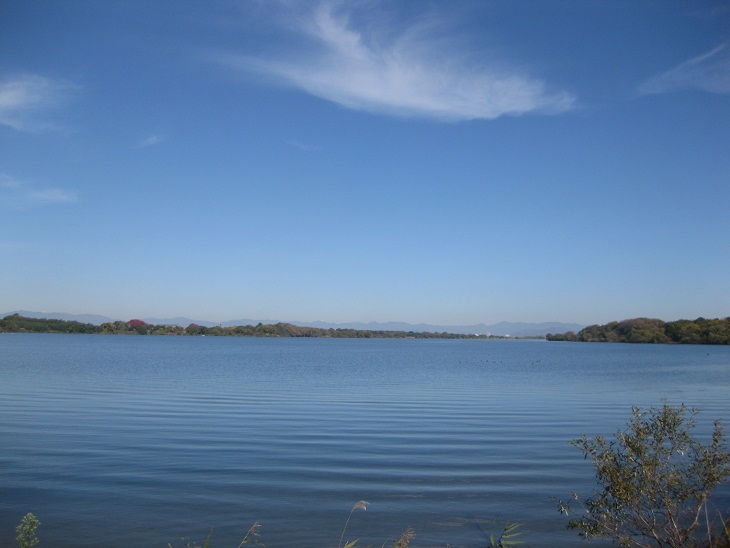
left=220, top=2, right=575, bottom=121
left=0, top=175, right=77, bottom=209
left=135, top=133, right=166, bottom=148
left=27, top=188, right=77, bottom=204
left=0, top=74, right=77, bottom=131
left=287, top=139, right=320, bottom=151
left=639, top=43, right=730, bottom=95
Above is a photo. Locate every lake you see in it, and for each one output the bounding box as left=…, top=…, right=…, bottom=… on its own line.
left=1, top=334, right=729, bottom=547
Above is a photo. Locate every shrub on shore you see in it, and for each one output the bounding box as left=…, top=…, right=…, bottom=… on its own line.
left=556, top=402, right=730, bottom=547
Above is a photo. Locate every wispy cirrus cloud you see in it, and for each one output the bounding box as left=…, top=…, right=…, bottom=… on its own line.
left=639, top=43, right=730, bottom=95
left=287, top=139, right=319, bottom=151
left=217, top=2, right=574, bottom=121
left=135, top=132, right=166, bottom=148
left=0, top=74, right=78, bottom=132
left=0, top=174, right=77, bottom=209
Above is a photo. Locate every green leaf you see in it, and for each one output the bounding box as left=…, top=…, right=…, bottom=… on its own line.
left=201, top=528, right=213, bottom=548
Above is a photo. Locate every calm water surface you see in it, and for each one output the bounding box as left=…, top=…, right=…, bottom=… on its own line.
left=1, top=334, right=729, bottom=547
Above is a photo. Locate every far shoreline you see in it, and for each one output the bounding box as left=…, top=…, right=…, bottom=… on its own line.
left=1, top=314, right=540, bottom=340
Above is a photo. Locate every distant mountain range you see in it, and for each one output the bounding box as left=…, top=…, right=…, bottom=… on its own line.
left=1, top=310, right=584, bottom=337
left=277, top=320, right=585, bottom=337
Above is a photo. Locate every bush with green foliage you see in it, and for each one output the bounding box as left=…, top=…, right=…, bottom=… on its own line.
left=16, top=513, right=40, bottom=548
left=556, top=402, right=730, bottom=547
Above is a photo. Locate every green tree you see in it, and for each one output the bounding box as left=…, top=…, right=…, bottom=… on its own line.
left=557, top=402, right=730, bottom=547
left=185, top=324, right=209, bottom=335
left=665, top=320, right=702, bottom=344
left=613, top=318, right=668, bottom=344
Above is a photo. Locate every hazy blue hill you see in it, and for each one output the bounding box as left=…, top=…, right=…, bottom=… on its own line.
left=281, top=320, right=584, bottom=336
left=486, top=321, right=586, bottom=337
left=220, top=318, right=286, bottom=328
left=2, top=310, right=117, bottom=325
left=143, top=317, right=218, bottom=327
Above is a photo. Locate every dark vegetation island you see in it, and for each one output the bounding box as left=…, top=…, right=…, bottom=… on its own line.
left=547, top=316, right=730, bottom=345
left=0, top=314, right=507, bottom=339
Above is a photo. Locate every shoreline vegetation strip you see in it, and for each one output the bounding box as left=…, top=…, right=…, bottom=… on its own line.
left=1, top=314, right=729, bottom=343
left=545, top=316, right=730, bottom=345
left=0, top=314, right=501, bottom=339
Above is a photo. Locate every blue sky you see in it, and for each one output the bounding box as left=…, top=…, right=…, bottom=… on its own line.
left=1, top=0, right=729, bottom=326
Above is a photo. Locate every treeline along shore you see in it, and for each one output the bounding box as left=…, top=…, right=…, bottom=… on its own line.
left=4, top=314, right=729, bottom=344
left=0, top=314, right=505, bottom=339
left=546, top=316, right=730, bottom=345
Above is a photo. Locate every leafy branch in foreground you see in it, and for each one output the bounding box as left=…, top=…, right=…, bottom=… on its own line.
left=556, top=402, right=730, bottom=547
left=489, top=521, right=524, bottom=547
left=16, top=513, right=40, bottom=548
